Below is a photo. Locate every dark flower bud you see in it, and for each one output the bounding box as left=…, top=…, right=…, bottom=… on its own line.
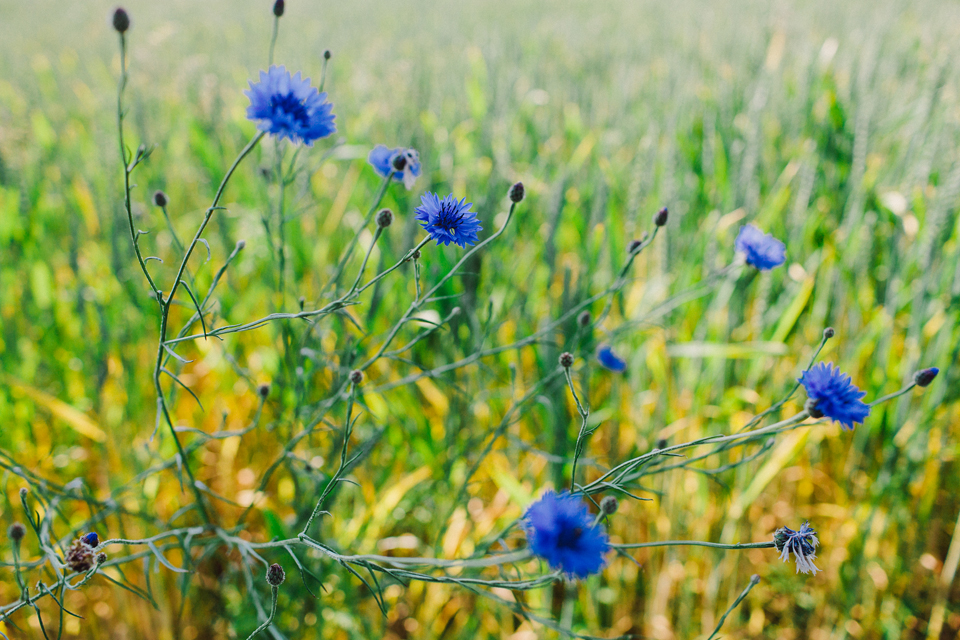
left=349, top=369, right=364, bottom=385
left=412, top=249, right=421, bottom=260
left=266, top=562, right=286, bottom=586
left=509, top=182, right=525, bottom=203
left=81, top=532, right=100, bottom=548
left=298, top=296, right=306, bottom=310
left=559, top=352, right=574, bottom=368
left=823, top=327, right=835, bottom=339
left=654, top=206, right=669, bottom=227
left=153, top=190, right=168, bottom=207
left=628, top=239, right=643, bottom=253
left=258, top=383, right=270, bottom=398
left=656, top=438, right=668, bottom=450
left=323, top=50, right=332, bottom=60
left=914, top=367, right=939, bottom=388
left=391, top=154, right=408, bottom=171
left=8, top=522, right=26, bottom=543
left=19, top=488, right=27, bottom=499
left=577, top=310, right=591, bottom=327
left=804, top=397, right=824, bottom=419
left=600, top=496, right=619, bottom=516
left=272, top=0, right=284, bottom=17
left=112, top=8, right=130, bottom=33
left=376, top=208, right=394, bottom=228
left=96, top=552, right=108, bottom=565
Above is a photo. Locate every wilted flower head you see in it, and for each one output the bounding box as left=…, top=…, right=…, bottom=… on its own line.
left=524, top=491, right=609, bottom=578
left=735, top=224, right=786, bottom=270
left=414, top=193, right=482, bottom=248
left=596, top=345, right=627, bottom=373
left=368, top=145, right=421, bottom=190
left=799, top=362, right=870, bottom=430
left=245, top=66, right=336, bottom=146
left=65, top=538, right=96, bottom=573
left=774, top=522, right=820, bottom=575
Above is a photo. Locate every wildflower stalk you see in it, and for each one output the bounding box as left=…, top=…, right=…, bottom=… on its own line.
left=868, top=380, right=917, bottom=407
left=245, top=586, right=278, bottom=640
left=565, top=366, right=590, bottom=490
left=613, top=540, right=774, bottom=550
left=322, top=174, right=392, bottom=295
left=706, top=574, right=761, bottom=640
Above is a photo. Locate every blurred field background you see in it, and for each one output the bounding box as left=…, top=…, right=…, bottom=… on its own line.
left=1, top=0, right=960, bottom=638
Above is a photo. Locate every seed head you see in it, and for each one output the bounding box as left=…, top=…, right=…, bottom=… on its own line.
left=258, top=383, right=270, bottom=398
left=509, top=182, right=525, bottom=203
left=272, top=0, right=285, bottom=17
left=266, top=562, right=286, bottom=586
left=112, top=7, right=130, bottom=33
left=376, top=208, right=394, bottom=229
left=654, top=206, right=669, bottom=227
left=823, top=327, right=835, bottom=339
left=578, top=310, right=591, bottom=327
left=914, top=367, right=939, bottom=388
left=153, top=190, right=168, bottom=207
left=600, top=496, right=619, bottom=516
left=8, top=522, right=26, bottom=544
left=559, top=352, right=574, bottom=368
left=65, top=538, right=96, bottom=573
left=349, top=369, right=364, bottom=385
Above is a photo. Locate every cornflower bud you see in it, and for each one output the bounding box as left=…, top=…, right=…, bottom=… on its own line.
left=96, top=552, right=108, bottom=565
left=258, top=383, right=270, bottom=398
left=628, top=239, right=643, bottom=253
left=559, top=352, right=574, bottom=368
left=914, top=367, right=939, bottom=388
left=273, top=0, right=285, bottom=17
left=600, top=496, right=619, bottom=516
left=266, top=562, right=286, bottom=586
left=153, top=190, right=167, bottom=207
left=823, top=327, right=835, bottom=339
left=112, top=7, right=130, bottom=33
left=19, top=488, right=27, bottom=499
left=654, top=206, right=669, bottom=227
left=8, top=522, right=26, bottom=544
left=577, top=310, right=591, bottom=327
left=509, top=182, right=525, bottom=203
left=323, top=50, right=332, bottom=60
left=298, top=296, right=306, bottom=310
left=349, top=369, right=364, bottom=385
left=376, top=208, right=394, bottom=228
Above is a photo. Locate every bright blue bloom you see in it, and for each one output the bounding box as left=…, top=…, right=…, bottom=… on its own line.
left=799, top=362, right=870, bottom=430
left=735, top=224, right=786, bottom=270
left=414, top=193, right=482, bottom=247
left=774, top=522, right=820, bottom=575
left=368, top=145, right=422, bottom=190
left=245, top=65, right=335, bottom=146
left=524, top=491, right=609, bottom=578
left=596, top=345, right=627, bottom=373
left=81, top=532, right=100, bottom=547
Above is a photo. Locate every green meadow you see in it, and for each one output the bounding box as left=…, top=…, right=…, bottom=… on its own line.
left=1, top=0, right=959, bottom=638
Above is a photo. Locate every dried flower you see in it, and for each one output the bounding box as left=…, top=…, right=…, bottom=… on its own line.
left=774, top=522, right=820, bottom=575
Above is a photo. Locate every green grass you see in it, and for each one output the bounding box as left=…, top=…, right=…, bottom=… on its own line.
left=1, top=0, right=959, bottom=638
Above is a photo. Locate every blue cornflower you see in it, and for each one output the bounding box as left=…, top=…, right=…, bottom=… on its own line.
left=414, top=193, right=482, bottom=248
left=369, top=145, right=422, bottom=190
left=81, top=532, right=100, bottom=547
left=524, top=491, right=609, bottom=579
left=799, top=362, right=870, bottom=430
left=774, top=522, right=820, bottom=575
left=596, top=345, right=627, bottom=373
left=735, top=224, right=786, bottom=270
left=245, top=65, right=336, bottom=146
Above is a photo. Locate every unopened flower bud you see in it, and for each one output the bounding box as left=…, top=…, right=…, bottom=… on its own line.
left=298, top=296, right=305, bottom=310
left=804, top=397, right=824, bottom=419
left=81, top=532, right=100, bottom=548
left=272, top=0, right=284, bottom=17
left=600, top=496, right=619, bottom=516
left=153, top=190, right=167, bottom=207
left=376, top=208, right=394, bottom=228
left=509, top=182, right=525, bottom=203
left=19, top=488, right=27, bottom=499
left=8, top=522, right=26, bottom=544
left=450, top=307, right=461, bottom=317
left=112, top=7, right=130, bottom=33
left=323, top=50, right=332, bottom=60
left=654, top=206, right=668, bottom=227
left=628, top=239, right=643, bottom=253
left=823, top=327, right=835, bottom=339
left=349, top=369, right=364, bottom=385
left=578, top=311, right=591, bottom=327
left=258, top=383, right=270, bottom=398
left=559, top=352, right=574, bottom=368
left=96, top=552, right=108, bottom=565
left=266, top=562, right=286, bottom=586
left=914, top=367, right=939, bottom=388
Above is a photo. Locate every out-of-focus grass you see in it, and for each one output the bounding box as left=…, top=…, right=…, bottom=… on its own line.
left=1, top=0, right=959, bottom=638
